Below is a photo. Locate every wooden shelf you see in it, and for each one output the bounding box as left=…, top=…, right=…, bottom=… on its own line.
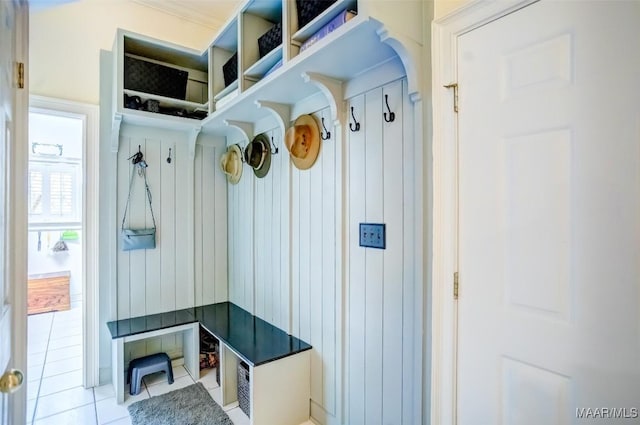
left=213, top=80, right=239, bottom=102
left=123, top=89, right=208, bottom=111
left=243, top=46, right=282, bottom=80
left=291, top=0, right=357, bottom=44
left=111, top=0, right=423, bottom=145
left=202, top=16, right=397, bottom=134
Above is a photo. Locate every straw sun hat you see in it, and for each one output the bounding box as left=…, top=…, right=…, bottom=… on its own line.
left=220, top=144, right=243, bottom=184
left=285, top=114, right=320, bottom=170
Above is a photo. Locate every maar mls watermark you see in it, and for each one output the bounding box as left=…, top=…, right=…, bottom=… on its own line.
left=576, top=407, right=639, bottom=420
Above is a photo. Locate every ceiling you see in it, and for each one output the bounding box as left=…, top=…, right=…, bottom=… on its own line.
left=29, top=0, right=242, bottom=30
left=131, top=0, right=243, bottom=29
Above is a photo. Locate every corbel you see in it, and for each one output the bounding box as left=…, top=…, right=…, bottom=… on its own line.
left=111, top=113, right=122, bottom=153
left=188, top=127, right=201, bottom=160
left=255, top=100, right=291, bottom=137
left=376, top=24, right=422, bottom=103
left=224, top=120, right=254, bottom=143
left=301, top=72, right=344, bottom=127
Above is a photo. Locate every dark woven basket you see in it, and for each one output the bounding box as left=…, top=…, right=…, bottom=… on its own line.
left=296, top=0, right=337, bottom=29
left=222, top=53, right=238, bottom=87
left=258, top=22, right=282, bottom=58
left=124, top=56, right=188, bottom=100
left=237, top=361, right=250, bottom=418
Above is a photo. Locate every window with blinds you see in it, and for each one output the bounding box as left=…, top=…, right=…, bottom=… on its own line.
left=28, top=161, right=81, bottom=226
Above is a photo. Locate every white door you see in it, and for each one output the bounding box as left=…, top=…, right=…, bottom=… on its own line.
left=0, top=1, right=27, bottom=424
left=457, top=1, right=640, bottom=424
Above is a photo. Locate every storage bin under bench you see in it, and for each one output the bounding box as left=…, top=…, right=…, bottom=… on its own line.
left=107, top=302, right=312, bottom=425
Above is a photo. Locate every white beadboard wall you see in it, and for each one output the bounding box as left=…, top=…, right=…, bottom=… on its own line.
left=115, top=125, right=227, bottom=365
left=346, top=79, right=417, bottom=425
left=227, top=78, right=417, bottom=425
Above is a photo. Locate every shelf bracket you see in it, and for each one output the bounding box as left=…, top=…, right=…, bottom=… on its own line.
left=301, top=72, right=344, bottom=126
left=188, top=127, right=201, bottom=160
left=111, top=113, right=123, bottom=153
left=376, top=23, right=422, bottom=103
left=255, top=100, right=291, bottom=138
left=224, top=120, right=254, bottom=144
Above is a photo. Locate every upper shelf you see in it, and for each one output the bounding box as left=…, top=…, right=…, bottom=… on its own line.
left=111, top=0, right=424, bottom=144
left=200, top=16, right=397, bottom=135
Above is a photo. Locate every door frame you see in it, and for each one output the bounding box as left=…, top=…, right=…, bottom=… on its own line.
left=430, top=1, right=537, bottom=424
left=28, top=95, right=100, bottom=389
left=9, top=2, right=28, bottom=424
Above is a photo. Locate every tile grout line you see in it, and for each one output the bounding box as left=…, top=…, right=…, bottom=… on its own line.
left=30, top=311, right=55, bottom=425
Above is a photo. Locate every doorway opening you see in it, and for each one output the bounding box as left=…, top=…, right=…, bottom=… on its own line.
left=24, top=97, right=99, bottom=423
left=26, top=109, right=84, bottom=422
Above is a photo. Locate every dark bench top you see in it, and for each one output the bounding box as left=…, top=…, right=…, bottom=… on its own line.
left=106, top=302, right=312, bottom=367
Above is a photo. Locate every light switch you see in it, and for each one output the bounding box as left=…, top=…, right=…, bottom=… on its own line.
left=359, top=223, right=386, bottom=249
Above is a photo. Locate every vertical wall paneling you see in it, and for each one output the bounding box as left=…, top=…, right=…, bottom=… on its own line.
left=401, top=78, right=416, bottom=423
left=115, top=127, right=227, bottom=368
left=296, top=137, right=311, bottom=343
left=228, top=134, right=255, bottom=313
left=309, top=110, right=325, bottom=408
left=160, top=139, right=178, bottom=355
left=254, top=150, right=265, bottom=318
left=346, top=79, right=414, bottom=425
left=277, top=128, right=291, bottom=332
left=364, top=88, right=384, bottom=425
left=174, top=141, right=195, bottom=309
left=194, top=142, right=226, bottom=306
left=289, top=107, right=340, bottom=423
left=223, top=78, right=414, bottom=425
left=213, top=145, right=229, bottom=303
left=321, top=108, right=337, bottom=416
left=195, top=144, right=204, bottom=306
left=382, top=79, right=404, bottom=424
left=291, top=139, right=301, bottom=335
left=347, top=92, right=366, bottom=425
left=252, top=129, right=287, bottom=326
left=116, top=137, right=131, bottom=321
left=144, top=138, right=162, bottom=315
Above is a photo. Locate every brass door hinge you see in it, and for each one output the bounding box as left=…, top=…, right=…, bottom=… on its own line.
left=16, top=62, right=24, bottom=89
left=454, top=272, right=459, bottom=299
left=444, top=83, right=458, bottom=113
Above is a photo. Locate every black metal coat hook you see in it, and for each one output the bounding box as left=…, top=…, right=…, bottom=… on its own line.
left=166, top=148, right=172, bottom=164
left=383, top=94, right=395, bottom=123
left=128, top=145, right=144, bottom=164
left=270, top=136, right=279, bottom=155
left=321, top=117, right=331, bottom=140
left=349, top=106, right=360, bottom=132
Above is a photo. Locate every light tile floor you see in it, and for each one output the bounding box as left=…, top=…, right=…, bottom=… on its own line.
left=28, top=305, right=313, bottom=425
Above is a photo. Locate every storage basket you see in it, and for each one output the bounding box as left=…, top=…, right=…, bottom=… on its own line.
left=222, top=53, right=238, bottom=87
left=296, top=0, right=337, bottom=30
left=258, top=22, right=282, bottom=58
left=124, top=55, right=188, bottom=100
left=237, top=361, right=250, bottom=418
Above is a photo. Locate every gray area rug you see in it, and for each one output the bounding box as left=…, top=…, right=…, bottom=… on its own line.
left=128, top=382, right=234, bottom=425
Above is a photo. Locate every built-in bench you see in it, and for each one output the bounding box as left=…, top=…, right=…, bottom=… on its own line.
left=107, top=302, right=312, bottom=425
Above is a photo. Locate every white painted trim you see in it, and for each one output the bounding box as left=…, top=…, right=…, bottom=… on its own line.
left=9, top=4, right=29, bottom=424
left=29, top=95, right=101, bottom=389
left=430, top=1, right=537, bottom=424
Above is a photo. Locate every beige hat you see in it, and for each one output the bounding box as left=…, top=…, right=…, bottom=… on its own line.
left=220, top=144, right=243, bottom=184
left=285, top=114, right=320, bottom=170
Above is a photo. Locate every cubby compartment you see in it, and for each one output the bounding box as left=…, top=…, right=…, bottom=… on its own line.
left=210, top=18, right=240, bottom=111
left=290, top=0, right=358, bottom=56
left=115, top=30, right=209, bottom=122
left=240, top=0, right=283, bottom=88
